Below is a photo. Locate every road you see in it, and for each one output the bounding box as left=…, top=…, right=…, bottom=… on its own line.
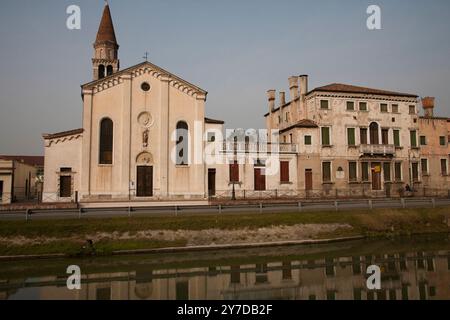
left=0, top=197, right=449, bottom=221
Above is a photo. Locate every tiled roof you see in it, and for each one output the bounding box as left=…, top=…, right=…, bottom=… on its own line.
left=0, top=155, right=44, bottom=167
left=205, top=117, right=225, bottom=124
left=310, top=83, right=418, bottom=98
left=42, top=128, right=84, bottom=140
left=279, top=119, right=319, bottom=134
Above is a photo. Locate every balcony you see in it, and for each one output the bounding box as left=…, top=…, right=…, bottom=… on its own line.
left=360, top=144, right=396, bottom=156
left=222, top=142, right=298, bottom=154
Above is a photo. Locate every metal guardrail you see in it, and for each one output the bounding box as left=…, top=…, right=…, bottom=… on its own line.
left=1, top=197, right=449, bottom=221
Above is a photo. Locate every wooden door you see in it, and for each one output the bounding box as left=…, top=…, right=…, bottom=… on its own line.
left=254, top=168, right=266, bottom=191
left=371, top=163, right=382, bottom=190
left=305, top=169, right=313, bottom=191
left=137, top=166, right=153, bottom=197
left=59, top=176, right=72, bottom=198
left=208, top=169, right=216, bottom=197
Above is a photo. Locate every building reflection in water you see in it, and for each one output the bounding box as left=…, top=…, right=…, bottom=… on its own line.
left=1, top=249, right=450, bottom=300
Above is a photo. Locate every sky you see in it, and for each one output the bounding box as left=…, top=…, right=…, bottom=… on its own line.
left=0, top=0, right=449, bottom=155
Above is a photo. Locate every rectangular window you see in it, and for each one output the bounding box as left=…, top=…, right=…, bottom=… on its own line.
left=304, top=135, right=312, bottom=145
left=383, top=163, right=391, bottom=182
left=440, top=136, right=446, bottom=146
left=395, top=162, right=402, bottom=181
left=347, top=128, right=356, bottom=146
left=421, top=159, right=428, bottom=175
left=382, top=129, right=389, bottom=145
left=360, top=128, right=368, bottom=145
left=346, top=101, right=355, bottom=111
left=359, top=102, right=367, bottom=111
left=420, top=136, right=427, bottom=146
left=410, top=130, right=417, bottom=148
left=393, top=130, right=400, bottom=147
left=320, top=100, right=329, bottom=110
left=349, top=162, right=357, bottom=182
left=412, top=162, right=419, bottom=182
left=229, top=161, right=239, bottom=182
left=321, top=127, right=330, bottom=146
left=392, top=104, right=399, bottom=113
left=322, top=162, right=331, bottom=183
left=285, top=112, right=289, bottom=122
left=280, top=161, right=290, bottom=183
left=207, top=132, right=216, bottom=142
left=409, top=105, right=416, bottom=114
left=441, top=159, right=448, bottom=175
left=380, top=103, right=388, bottom=112
left=362, top=162, right=369, bottom=182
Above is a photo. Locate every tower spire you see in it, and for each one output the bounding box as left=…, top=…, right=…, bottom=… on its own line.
left=92, top=1, right=120, bottom=80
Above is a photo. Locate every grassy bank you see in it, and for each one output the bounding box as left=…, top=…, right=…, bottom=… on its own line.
left=0, top=207, right=449, bottom=257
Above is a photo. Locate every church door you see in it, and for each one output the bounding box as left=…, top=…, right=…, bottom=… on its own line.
left=137, top=166, right=153, bottom=197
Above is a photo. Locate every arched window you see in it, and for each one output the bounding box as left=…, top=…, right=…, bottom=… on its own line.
left=98, top=64, right=105, bottom=79
left=369, top=122, right=379, bottom=145
left=176, top=121, right=189, bottom=166
left=99, top=118, right=113, bottom=164
left=107, top=65, right=113, bottom=76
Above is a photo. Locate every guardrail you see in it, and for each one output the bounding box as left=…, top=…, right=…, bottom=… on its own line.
left=1, top=197, right=449, bottom=221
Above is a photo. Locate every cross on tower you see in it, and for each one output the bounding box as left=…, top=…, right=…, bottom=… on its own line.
left=143, top=51, right=149, bottom=61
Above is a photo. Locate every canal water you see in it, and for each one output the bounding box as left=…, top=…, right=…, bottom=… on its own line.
left=1, top=235, right=450, bottom=300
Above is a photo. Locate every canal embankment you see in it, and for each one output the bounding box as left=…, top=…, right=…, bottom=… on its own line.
left=0, top=207, right=450, bottom=260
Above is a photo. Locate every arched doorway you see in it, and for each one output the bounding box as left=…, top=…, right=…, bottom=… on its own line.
left=369, top=122, right=379, bottom=145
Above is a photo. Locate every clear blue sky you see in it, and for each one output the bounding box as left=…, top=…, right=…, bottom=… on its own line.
left=1, top=0, right=449, bottom=155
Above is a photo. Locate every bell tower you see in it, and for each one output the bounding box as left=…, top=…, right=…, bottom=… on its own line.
left=92, top=1, right=120, bottom=80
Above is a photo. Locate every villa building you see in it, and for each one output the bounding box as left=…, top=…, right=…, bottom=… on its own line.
left=266, top=77, right=421, bottom=197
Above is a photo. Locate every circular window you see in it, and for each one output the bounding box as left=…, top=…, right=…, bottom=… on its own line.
left=141, top=82, right=151, bottom=92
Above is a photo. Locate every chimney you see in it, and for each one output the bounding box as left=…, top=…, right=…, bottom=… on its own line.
left=279, top=91, right=286, bottom=106
left=422, top=97, right=435, bottom=118
left=288, top=76, right=299, bottom=100
left=299, top=75, right=308, bottom=96
left=299, top=75, right=309, bottom=118
left=267, top=89, right=276, bottom=113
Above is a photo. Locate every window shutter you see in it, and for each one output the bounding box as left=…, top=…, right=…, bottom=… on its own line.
left=280, top=161, right=290, bottom=183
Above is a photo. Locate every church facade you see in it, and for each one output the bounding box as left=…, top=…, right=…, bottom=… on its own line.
left=43, top=4, right=216, bottom=202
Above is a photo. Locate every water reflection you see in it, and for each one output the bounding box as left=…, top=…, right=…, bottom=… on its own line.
left=1, top=237, right=450, bottom=300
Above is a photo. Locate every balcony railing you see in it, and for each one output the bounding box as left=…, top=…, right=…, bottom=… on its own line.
left=360, top=144, right=396, bottom=155
left=221, top=142, right=298, bottom=154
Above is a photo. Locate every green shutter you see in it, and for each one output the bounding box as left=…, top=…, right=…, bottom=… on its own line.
left=347, top=128, right=355, bottom=146
left=322, top=127, right=330, bottom=146
left=394, top=130, right=400, bottom=147
left=410, top=131, right=417, bottom=147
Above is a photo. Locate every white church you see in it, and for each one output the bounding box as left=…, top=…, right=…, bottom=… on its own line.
left=42, top=3, right=298, bottom=203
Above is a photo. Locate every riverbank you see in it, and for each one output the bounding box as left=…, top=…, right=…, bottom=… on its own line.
left=0, top=207, right=449, bottom=259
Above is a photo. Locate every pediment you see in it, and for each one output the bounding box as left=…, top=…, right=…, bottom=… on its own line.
left=81, top=61, right=207, bottom=101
